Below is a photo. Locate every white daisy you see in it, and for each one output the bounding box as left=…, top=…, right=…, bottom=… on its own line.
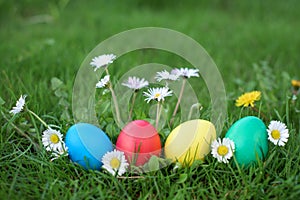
left=42, top=128, right=64, bottom=152
left=50, top=142, right=68, bottom=161
left=143, top=87, right=173, bottom=103
left=211, top=138, right=235, bottom=164
left=155, top=70, right=179, bottom=82
left=96, top=75, right=110, bottom=88
left=173, top=68, right=199, bottom=78
left=267, top=120, right=289, bottom=146
left=10, top=95, right=27, bottom=115
left=122, top=76, right=149, bottom=90
left=101, top=149, right=129, bottom=176
left=90, top=54, right=116, bottom=71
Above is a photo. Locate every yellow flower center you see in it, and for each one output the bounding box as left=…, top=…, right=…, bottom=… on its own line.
left=271, top=130, right=281, bottom=140
left=50, top=134, right=59, bottom=144
left=110, top=158, right=121, bottom=169
left=217, top=145, right=229, bottom=156
left=154, top=93, right=161, bottom=99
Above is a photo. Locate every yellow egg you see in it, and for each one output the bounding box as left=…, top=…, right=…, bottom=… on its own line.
left=164, top=119, right=216, bottom=166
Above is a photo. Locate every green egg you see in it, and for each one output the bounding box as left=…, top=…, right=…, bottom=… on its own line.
left=225, top=116, right=268, bottom=167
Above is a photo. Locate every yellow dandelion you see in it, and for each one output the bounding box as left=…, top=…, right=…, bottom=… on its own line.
left=291, top=80, right=300, bottom=88
left=235, top=91, right=261, bottom=107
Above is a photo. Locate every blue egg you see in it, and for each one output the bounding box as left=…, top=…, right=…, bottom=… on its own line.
left=65, top=123, right=113, bottom=170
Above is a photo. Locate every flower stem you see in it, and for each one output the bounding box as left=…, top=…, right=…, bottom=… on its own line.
left=105, top=67, right=110, bottom=76
left=105, top=68, right=121, bottom=125
left=188, top=103, right=202, bottom=120
left=27, top=109, right=49, bottom=128
left=109, top=85, right=121, bottom=125
left=170, top=78, right=186, bottom=125
left=1, top=111, right=40, bottom=151
left=155, top=102, right=161, bottom=130
left=129, top=92, right=137, bottom=120
left=251, top=106, right=268, bottom=121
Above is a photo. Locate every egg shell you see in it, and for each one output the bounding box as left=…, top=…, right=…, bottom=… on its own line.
left=116, top=120, right=161, bottom=166
left=225, top=116, right=268, bottom=167
left=164, top=119, right=216, bottom=166
left=65, top=123, right=113, bottom=170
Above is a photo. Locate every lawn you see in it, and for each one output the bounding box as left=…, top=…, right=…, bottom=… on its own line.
left=1, top=0, right=300, bottom=199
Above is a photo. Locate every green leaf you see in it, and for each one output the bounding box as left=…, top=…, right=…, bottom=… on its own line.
left=177, top=173, right=188, bottom=184
left=147, top=156, right=160, bottom=171
left=60, top=110, right=71, bottom=121
left=59, top=98, right=70, bottom=107
left=51, top=77, right=63, bottom=91
left=54, top=90, right=68, bottom=98
left=173, top=162, right=183, bottom=172
left=105, top=123, right=116, bottom=138
left=0, top=97, right=5, bottom=106
left=157, top=157, right=172, bottom=166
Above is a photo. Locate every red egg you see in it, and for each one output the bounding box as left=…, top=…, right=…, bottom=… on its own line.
left=116, top=120, right=161, bottom=166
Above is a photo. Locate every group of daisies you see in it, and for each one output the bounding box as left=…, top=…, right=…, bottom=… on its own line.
left=92, top=54, right=291, bottom=165
left=8, top=53, right=293, bottom=176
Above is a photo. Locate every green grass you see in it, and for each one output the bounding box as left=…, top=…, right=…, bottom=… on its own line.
left=1, top=0, right=300, bottom=199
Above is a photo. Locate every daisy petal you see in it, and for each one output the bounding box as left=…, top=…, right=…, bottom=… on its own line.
left=122, top=76, right=149, bottom=90
left=90, top=54, right=116, bottom=71
left=10, top=95, right=27, bottom=115
left=101, top=149, right=129, bottom=176
left=211, top=137, right=235, bottom=164
left=267, top=120, right=289, bottom=146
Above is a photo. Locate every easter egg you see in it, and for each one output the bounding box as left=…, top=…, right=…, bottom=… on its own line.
left=225, top=116, right=268, bottom=167
left=116, top=120, right=161, bottom=166
left=164, top=119, right=216, bottom=166
left=65, top=123, right=113, bottom=170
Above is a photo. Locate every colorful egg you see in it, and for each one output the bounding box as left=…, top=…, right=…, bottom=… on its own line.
left=225, top=116, right=268, bottom=167
left=116, top=120, right=161, bottom=166
left=65, top=123, right=113, bottom=170
left=164, top=119, right=216, bottom=166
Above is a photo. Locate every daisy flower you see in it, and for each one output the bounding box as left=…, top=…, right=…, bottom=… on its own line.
left=122, top=76, right=149, bottom=90
left=51, top=143, right=68, bottom=161
left=172, top=68, right=199, bottom=78
left=235, top=91, right=261, bottom=107
left=96, top=75, right=110, bottom=88
left=101, top=149, right=129, bottom=176
left=90, top=54, right=116, bottom=71
left=10, top=95, right=26, bottom=115
left=155, top=70, right=179, bottom=82
left=143, top=87, right=173, bottom=103
left=267, top=120, right=289, bottom=146
left=42, top=128, right=64, bottom=152
left=211, top=138, right=235, bottom=164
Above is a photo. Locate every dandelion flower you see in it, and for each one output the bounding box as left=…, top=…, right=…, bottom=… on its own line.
left=172, top=68, right=199, bottom=78
left=143, top=87, right=173, bottom=103
left=155, top=70, right=179, bottom=82
left=101, top=150, right=129, bottom=176
left=291, top=79, right=300, bottom=88
left=235, top=91, right=261, bottom=107
left=96, top=75, right=110, bottom=88
left=267, top=120, right=289, bottom=146
left=211, top=138, right=235, bottom=163
left=90, top=54, right=116, bottom=71
left=122, top=76, right=149, bottom=90
left=42, top=128, right=64, bottom=151
left=10, top=95, right=26, bottom=115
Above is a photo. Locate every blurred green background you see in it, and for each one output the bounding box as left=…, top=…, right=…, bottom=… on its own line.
left=1, top=0, right=299, bottom=112
left=1, top=1, right=300, bottom=199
